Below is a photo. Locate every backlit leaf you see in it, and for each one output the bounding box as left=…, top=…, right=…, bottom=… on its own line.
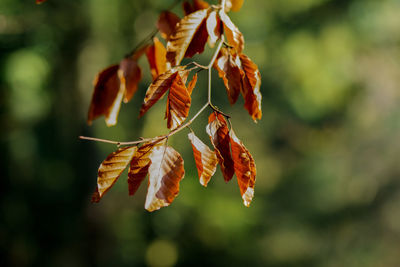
left=145, top=142, right=185, bottom=211
left=206, top=112, right=234, bottom=182
left=206, top=10, right=222, bottom=48
left=157, top=11, right=180, bottom=40
left=92, top=146, right=137, bottom=203
left=230, top=130, right=256, bottom=207
left=119, top=57, right=142, bottom=103
left=166, top=9, right=209, bottom=67
left=213, top=47, right=242, bottom=104
left=187, top=73, right=198, bottom=95
left=88, top=64, right=123, bottom=126
left=139, top=66, right=184, bottom=117
left=225, top=0, right=245, bottom=12
left=165, top=73, right=191, bottom=130
left=188, top=132, right=218, bottom=187
left=239, top=53, right=262, bottom=122
left=146, top=37, right=167, bottom=81
left=219, top=10, right=244, bottom=53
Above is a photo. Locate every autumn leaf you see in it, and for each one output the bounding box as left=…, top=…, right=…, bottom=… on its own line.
left=139, top=66, right=185, bottom=117
left=206, top=10, right=222, bottom=48
left=146, top=37, right=167, bottom=81
left=187, top=73, right=198, bottom=95
left=219, top=10, right=244, bottom=53
left=145, top=142, right=185, bottom=212
left=88, top=64, right=124, bottom=126
left=225, top=0, right=245, bottom=12
left=157, top=11, right=181, bottom=40
left=119, top=57, right=142, bottom=103
left=188, top=132, right=218, bottom=187
left=92, top=146, right=137, bottom=203
left=166, top=9, right=210, bottom=67
left=206, top=112, right=234, bottom=182
left=239, top=53, right=262, bottom=122
left=230, top=130, right=256, bottom=207
left=165, top=73, right=192, bottom=130
left=182, top=0, right=210, bottom=15
left=213, top=47, right=242, bottom=104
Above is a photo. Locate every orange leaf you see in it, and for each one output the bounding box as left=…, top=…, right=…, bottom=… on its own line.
left=145, top=142, right=185, bottom=211
left=239, top=53, right=262, bottom=122
left=213, top=47, right=242, bottom=105
left=206, top=112, right=234, bottom=182
left=157, top=11, right=181, bottom=40
left=88, top=64, right=124, bottom=126
left=166, top=9, right=210, bottom=67
left=119, top=57, right=142, bottom=103
left=219, top=10, right=244, bottom=53
left=225, top=0, right=245, bottom=12
left=92, top=146, right=137, bottom=203
left=146, top=37, right=167, bottom=81
left=165, top=73, right=192, bottom=130
left=184, top=16, right=209, bottom=59
left=127, top=141, right=158, bottom=196
left=206, top=10, right=222, bottom=48
left=230, top=130, right=256, bottom=207
left=182, top=0, right=210, bottom=15
left=187, top=73, right=198, bottom=95
left=188, top=132, right=218, bottom=187
left=139, top=66, right=184, bottom=117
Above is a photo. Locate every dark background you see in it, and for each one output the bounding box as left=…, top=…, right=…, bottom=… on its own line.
left=1, top=0, right=400, bottom=266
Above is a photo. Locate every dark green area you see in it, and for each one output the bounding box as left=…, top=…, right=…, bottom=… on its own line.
left=1, top=0, right=400, bottom=266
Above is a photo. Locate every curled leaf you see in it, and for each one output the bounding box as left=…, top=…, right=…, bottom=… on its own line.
left=166, top=9, right=209, bottom=67
left=165, top=73, right=191, bottom=130
left=219, top=10, right=244, bottom=53
left=119, top=57, right=142, bottom=103
left=206, top=112, right=234, bottom=182
left=213, top=47, right=242, bottom=104
left=188, top=132, right=218, bottom=187
left=206, top=10, right=222, bottom=48
left=145, top=143, right=185, bottom=212
left=92, top=146, right=137, bottom=203
left=157, top=11, right=181, bottom=40
left=146, top=37, right=167, bottom=81
left=239, top=53, right=262, bottom=122
left=230, top=130, right=256, bottom=207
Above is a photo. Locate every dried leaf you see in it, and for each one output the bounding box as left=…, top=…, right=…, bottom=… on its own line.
left=206, top=112, right=234, bottom=182
left=225, top=0, right=245, bottom=12
left=230, top=130, right=256, bottom=207
left=166, top=9, right=210, bottom=67
left=145, top=143, right=185, bottom=211
left=92, top=146, right=137, bottom=203
left=219, top=10, right=244, bottom=53
left=88, top=64, right=124, bottom=126
left=182, top=0, right=210, bottom=15
left=213, top=47, right=242, bottom=104
left=127, top=141, right=159, bottom=196
left=165, top=73, right=191, bottom=130
left=184, top=16, right=209, bottom=59
left=119, top=57, right=142, bottom=103
left=239, top=53, right=262, bottom=122
left=206, top=10, right=222, bottom=48
left=146, top=37, right=167, bottom=81
left=157, top=11, right=181, bottom=40
left=139, top=66, right=184, bottom=117
left=188, top=132, right=218, bottom=187
left=187, top=73, right=198, bottom=95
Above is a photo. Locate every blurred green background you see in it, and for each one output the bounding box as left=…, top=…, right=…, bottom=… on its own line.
left=1, top=0, right=400, bottom=266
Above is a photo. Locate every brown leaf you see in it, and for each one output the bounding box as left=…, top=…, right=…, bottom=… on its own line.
left=225, top=0, right=245, bottom=12
left=157, top=11, right=181, bottom=40
left=219, top=10, right=244, bottom=53
left=239, top=53, right=262, bottom=122
left=146, top=37, right=167, bottom=81
left=139, top=66, right=184, bottom=117
left=166, top=9, right=210, bottom=67
left=188, top=132, right=218, bottom=187
left=187, top=73, right=198, bottom=95
left=213, top=47, right=242, bottom=105
left=119, top=57, right=142, bottom=103
left=206, top=112, right=234, bottom=182
left=184, top=16, right=209, bottom=59
left=145, top=143, right=185, bottom=211
left=206, top=10, right=222, bottom=48
left=88, top=64, right=124, bottom=126
left=230, top=130, right=256, bottom=207
left=182, top=0, right=210, bottom=15
left=127, top=141, right=158, bottom=196
left=165, top=73, right=192, bottom=130
left=92, top=146, right=137, bottom=203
